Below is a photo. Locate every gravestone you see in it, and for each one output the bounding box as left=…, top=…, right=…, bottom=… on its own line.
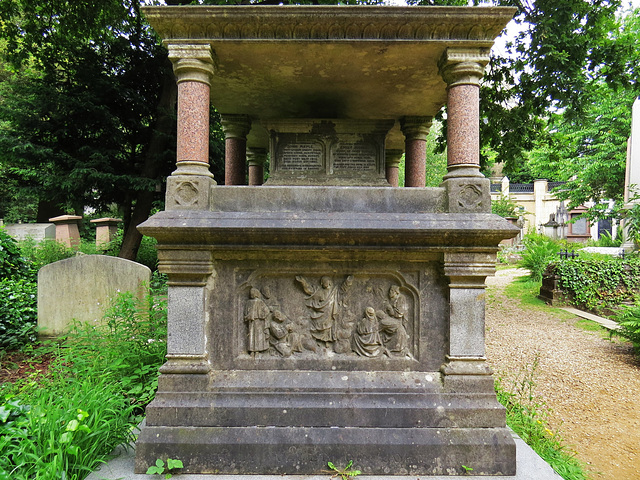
left=38, top=255, right=151, bottom=337
left=4, top=223, right=55, bottom=243
left=135, top=5, right=518, bottom=477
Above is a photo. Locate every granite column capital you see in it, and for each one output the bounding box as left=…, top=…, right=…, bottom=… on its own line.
left=400, top=116, right=432, bottom=187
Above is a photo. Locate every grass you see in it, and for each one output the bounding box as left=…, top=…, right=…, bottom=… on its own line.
left=495, top=357, right=587, bottom=480
left=0, top=291, right=167, bottom=480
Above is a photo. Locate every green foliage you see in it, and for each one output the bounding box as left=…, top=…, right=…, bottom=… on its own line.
left=0, top=278, right=36, bottom=352
left=519, top=234, right=561, bottom=282
left=587, top=231, right=622, bottom=248
left=491, top=195, right=522, bottom=218
left=102, top=229, right=158, bottom=271
left=146, top=458, right=184, bottom=479
left=613, top=304, right=640, bottom=356
left=554, top=257, right=640, bottom=313
left=0, top=289, right=167, bottom=479
left=495, top=357, right=587, bottom=480
left=327, top=460, right=361, bottom=480
left=66, top=291, right=167, bottom=410
left=0, top=378, right=135, bottom=480
left=623, top=202, right=640, bottom=246
left=0, top=228, right=27, bottom=280
left=18, top=238, right=75, bottom=275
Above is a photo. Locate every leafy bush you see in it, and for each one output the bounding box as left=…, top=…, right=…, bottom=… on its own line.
left=492, top=195, right=522, bottom=218
left=18, top=238, right=75, bottom=277
left=0, top=279, right=37, bottom=352
left=520, top=233, right=561, bottom=282
left=0, top=290, right=167, bottom=479
left=102, top=230, right=158, bottom=271
left=0, top=377, right=134, bottom=480
left=554, top=257, right=640, bottom=312
left=0, top=228, right=28, bottom=281
left=613, top=304, right=640, bottom=355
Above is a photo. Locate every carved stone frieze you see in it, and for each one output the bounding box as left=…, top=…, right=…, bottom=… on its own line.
left=143, top=6, right=515, bottom=44
left=239, top=273, right=417, bottom=359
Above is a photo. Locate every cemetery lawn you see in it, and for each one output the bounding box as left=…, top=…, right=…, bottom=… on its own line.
left=487, top=268, right=640, bottom=480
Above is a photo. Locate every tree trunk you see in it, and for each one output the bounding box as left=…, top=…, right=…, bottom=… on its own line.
left=118, top=57, right=178, bottom=261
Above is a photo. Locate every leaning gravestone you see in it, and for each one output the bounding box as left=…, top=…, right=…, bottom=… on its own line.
left=38, top=255, right=151, bottom=337
left=136, top=5, right=518, bottom=477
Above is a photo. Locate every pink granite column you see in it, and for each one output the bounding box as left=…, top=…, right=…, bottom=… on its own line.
left=400, top=117, right=432, bottom=187
left=385, top=149, right=403, bottom=187
left=247, top=148, right=267, bottom=186
left=168, top=45, right=215, bottom=177
left=438, top=49, right=488, bottom=176
left=221, top=115, right=252, bottom=185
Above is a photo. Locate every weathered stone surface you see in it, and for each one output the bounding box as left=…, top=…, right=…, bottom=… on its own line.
left=4, top=223, right=55, bottom=243
left=265, top=120, right=393, bottom=186
left=138, top=5, right=518, bottom=476
left=37, top=255, right=150, bottom=337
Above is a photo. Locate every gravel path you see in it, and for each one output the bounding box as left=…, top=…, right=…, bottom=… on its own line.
left=485, top=268, right=640, bottom=480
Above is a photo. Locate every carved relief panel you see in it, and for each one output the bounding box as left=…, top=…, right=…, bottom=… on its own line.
left=238, top=271, right=419, bottom=360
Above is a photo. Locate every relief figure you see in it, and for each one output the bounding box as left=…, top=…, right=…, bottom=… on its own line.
left=244, top=287, right=270, bottom=355
left=269, top=310, right=296, bottom=357
left=379, top=285, right=410, bottom=357
left=296, top=275, right=353, bottom=348
left=351, top=307, right=382, bottom=357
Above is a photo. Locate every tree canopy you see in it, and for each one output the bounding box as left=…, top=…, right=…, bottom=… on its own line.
left=0, top=0, right=638, bottom=259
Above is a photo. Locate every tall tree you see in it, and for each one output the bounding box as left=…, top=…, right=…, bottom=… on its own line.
left=0, top=0, right=225, bottom=260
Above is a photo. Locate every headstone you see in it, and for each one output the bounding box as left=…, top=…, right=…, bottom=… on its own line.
left=4, top=223, right=55, bottom=243
left=37, top=255, right=151, bottom=337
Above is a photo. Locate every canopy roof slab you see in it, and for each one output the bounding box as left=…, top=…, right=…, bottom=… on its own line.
left=143, top=5, right=514, bottom=149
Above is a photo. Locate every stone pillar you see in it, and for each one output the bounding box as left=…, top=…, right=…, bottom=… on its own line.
left=221, top=114, right=252, bottom=185
left=385, top=149, right=403, bottom=187
left=247, top=148, right=267, bottom=186
left=49, top=215, right=82, bottom=249
left=165, top=44, right=216, bottom=210
left=441, top=252, right=495, bottom=380
left=90, top=217, right=121, bottom=248
left=156, top=249, right=213, bottom=383
left=438, top=48, right=491, bottom=213
left=400, top=117, right=431, bottom=187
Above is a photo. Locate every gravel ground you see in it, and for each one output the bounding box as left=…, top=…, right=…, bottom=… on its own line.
left=485, top=268, right=640, bottom=480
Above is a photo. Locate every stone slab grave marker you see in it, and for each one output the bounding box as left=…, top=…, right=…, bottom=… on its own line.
left=136, top=5, right=519, bottom=477
left=4, top=223, right=55, bottom=243
left=38, top=255, right=151, bottom=337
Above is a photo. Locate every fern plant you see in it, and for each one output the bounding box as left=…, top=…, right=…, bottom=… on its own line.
left=613, top=304, right=640, bottom=355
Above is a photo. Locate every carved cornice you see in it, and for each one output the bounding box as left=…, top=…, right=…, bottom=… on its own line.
left=143, top=6, right=516, bottom=44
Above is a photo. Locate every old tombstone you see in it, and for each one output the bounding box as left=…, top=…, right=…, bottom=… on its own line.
left=37, top=255, right=151, bottom=337
left=136, top=5, right=518, bottom=476
left=4, top=223, right=55, bottom=243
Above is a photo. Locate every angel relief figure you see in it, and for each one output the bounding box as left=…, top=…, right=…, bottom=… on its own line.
left=295, top=275, right=353, bottom=349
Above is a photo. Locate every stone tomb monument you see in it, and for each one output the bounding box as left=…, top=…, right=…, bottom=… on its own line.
left=136, top=5, right=518, bottom=476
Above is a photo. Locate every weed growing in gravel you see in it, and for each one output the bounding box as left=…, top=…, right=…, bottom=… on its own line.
left=495, top=357, right=587, bottom=480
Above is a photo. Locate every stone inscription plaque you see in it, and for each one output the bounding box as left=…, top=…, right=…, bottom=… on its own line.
left=279, top=142, right=323, bottom=172
left=333, top=142, right=377, bottom=171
